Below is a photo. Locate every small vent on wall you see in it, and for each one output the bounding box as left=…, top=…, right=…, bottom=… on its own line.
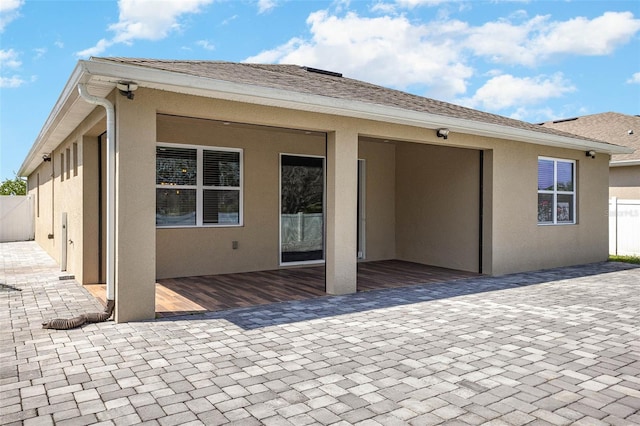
left=302, top=66, right=343, bottom=78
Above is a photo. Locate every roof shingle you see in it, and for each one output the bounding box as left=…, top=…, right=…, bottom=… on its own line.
left=540, top=112, right=639, bottom=161
left=95, top=57, right=618, bottom=147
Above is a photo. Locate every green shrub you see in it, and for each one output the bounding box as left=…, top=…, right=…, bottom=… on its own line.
left=609, top=255, right=640, bottom=265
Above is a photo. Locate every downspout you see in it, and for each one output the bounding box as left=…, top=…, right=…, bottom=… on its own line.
left=78, top=84, right=115, bottom=303
left=42, top=84, right=116, bottom=329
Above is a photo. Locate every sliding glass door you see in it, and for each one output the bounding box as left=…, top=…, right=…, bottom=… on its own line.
left=280, top=154, right=325, bottom=264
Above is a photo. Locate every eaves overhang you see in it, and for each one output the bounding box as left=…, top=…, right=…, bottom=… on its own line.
left=19, top=58, right=633, bottom=177
left=610, top=159, right=640, bottom=167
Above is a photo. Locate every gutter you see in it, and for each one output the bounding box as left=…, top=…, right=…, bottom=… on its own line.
left=84, top=58, right=633, bottom=156
left=77, top=84, right=115, bottom=304
left=610, top=159, right=640, bottom=167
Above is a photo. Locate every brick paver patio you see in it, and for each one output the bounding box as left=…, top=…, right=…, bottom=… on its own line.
left=1, top=241, right=639, bottom=425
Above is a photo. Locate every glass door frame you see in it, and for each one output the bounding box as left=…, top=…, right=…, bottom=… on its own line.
left=279, top=153, right=326, bottom=266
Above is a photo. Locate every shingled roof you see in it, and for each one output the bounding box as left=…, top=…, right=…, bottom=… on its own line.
left=19, top=57, right=633, bottom=177
left=540, top=112, right=640, bottom=162
left=96, top=57, right=616, bottom=146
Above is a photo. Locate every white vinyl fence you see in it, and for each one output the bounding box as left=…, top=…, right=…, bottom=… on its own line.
left=609, top=198, right=640, bottom=256
left=281, top=213, right=323, bottom=253
left=0, top=195, right=35, bottom=242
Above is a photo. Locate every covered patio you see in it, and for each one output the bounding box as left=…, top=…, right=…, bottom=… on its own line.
left=86, top=260, right=477, bottom=317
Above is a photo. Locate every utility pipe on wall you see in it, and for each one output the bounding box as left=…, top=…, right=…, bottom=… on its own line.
left=78, top=84, right=115, bottom=302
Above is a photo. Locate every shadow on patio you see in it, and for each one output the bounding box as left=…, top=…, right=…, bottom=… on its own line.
left=163, top=261, right=639, bottom=330
left=85, top=260, right=478, bottom=318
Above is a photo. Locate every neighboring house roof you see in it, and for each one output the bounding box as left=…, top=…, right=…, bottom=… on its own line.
left=540, top=112, right=640, bottom=166
left=19, top=57, right=632, bottom=177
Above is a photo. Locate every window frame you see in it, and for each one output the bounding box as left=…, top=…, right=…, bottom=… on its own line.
left=537, top=156, right=576, bottom=226
left=156, top=142, right=243, bottom=228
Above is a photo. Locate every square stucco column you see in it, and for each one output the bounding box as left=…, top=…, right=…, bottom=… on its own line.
left=114, top=93, right=156, bottom=322
left=325, top=129, right=358, bottom=295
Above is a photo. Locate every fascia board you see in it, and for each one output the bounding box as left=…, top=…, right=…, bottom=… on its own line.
left=84, top=60, right=632, bottom=155
left=610, top=159, right=640, bottom=167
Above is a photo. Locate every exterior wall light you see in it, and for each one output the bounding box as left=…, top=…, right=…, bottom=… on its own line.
left=116, top=81, right=139, bottom=100
left=436, top=128, right=450, bottom=139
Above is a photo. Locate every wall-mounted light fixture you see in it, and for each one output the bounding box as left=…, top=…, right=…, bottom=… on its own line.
left=42, top=153, right=51, bottom=162
left=116, top=81, right=138, bottom=100
left=585, top=150, right=596, bottom=159
left=436, top=128, right=450, bottom=140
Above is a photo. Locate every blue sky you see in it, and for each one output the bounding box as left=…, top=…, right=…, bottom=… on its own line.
left=1, top=0, right=639, bottom=182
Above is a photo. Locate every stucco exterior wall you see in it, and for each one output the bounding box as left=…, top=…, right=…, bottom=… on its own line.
left=358, top=139, right=396, bottom=261
left=489, top=142, right=610, bottom=275
left=610, top=165, right=640, bottom=199
left=84, top=89, right=615, bottom=280
left=26, top=86, right=613, bottom=322
left=395, top=143, right=480, bottom=273
left=27, top=107, right=105, bottom=284
left=155, top=114, right=326, bottom=278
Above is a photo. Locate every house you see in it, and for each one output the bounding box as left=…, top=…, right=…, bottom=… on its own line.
left=18, top=58, right=632, bottom=322
left=539, top=112, right=640, bottom=199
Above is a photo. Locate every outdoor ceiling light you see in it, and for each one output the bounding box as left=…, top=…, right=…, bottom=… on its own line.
left=116, top=81, right=138, bottom=100
left=436, top=128, right=450, bottom=139
left=586, top=150, right=596, bottom=159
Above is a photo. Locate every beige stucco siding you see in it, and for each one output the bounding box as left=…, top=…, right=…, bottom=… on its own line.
left=358, top=139, right=396, bottom=261
left=27, top=107, right=106, bottom=285
left=26, top=86, right=614, bottom=322
left=156, top=114, right=326, bottom=278
left=489, top=142, right=609, bottom=275
left=395, top=142, right=480, bottom=272
left=610, top=165, right=640, bottom=199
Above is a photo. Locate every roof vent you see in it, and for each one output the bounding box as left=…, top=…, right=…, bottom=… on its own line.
left=302, top=66, right=342, bottom=78
left=552, top=117, right=578, bottom=124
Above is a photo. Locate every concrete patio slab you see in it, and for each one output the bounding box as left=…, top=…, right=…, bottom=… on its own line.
left=1, top=241, right=639, bottom=425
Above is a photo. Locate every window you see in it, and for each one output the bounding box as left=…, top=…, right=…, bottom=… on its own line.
left=156, top=144, right=242, bottom=227
left=73, top=143, right=78, bottom=177
left=65, top=148, right=71, bottom=180
left=538, top=157, right=575, bottom=225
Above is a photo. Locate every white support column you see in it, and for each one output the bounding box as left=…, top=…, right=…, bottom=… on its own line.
left=325, top=129, right=358, bottom=295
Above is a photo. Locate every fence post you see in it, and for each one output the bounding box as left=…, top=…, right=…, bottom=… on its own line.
left=612, top=197, right=618, bottom=255
left=297, top=212, right=304, bottom=242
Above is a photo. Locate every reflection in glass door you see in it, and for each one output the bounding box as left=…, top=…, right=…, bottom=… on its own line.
left=280, top=155, right=325, bottom=264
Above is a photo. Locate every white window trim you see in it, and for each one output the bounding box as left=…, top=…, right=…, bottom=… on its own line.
left=156, top=142, right=243, bottom=228
left=538, top=156, right=576, bottom=226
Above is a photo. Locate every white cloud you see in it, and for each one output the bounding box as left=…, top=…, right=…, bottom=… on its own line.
left=395, top=0, right=448, bottom=8
left=246, top=11, right=473, bottom=99
left=0, top=75, right=25, bottom=88
left=76, top=38, right=113, bottom=58
left=458, top=73, right=576, bottom=111
left=0, top=0, right=23, bottom=32
left=465, top=12, right=640, bottom=66
left=0, top=48, right=21, bottom=69
left=33, top=48, right=47, bottom=60
left=627, top=72, right=640, bottom=84
left=245, top=8, right=639, bottom=105
left=196, top=40, right=215, bottom=51
left=257, top=0, right=276, bottom=14
left=0, top=49, right=26, bottom=88
left=77, top=0, right=214, bottom=57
